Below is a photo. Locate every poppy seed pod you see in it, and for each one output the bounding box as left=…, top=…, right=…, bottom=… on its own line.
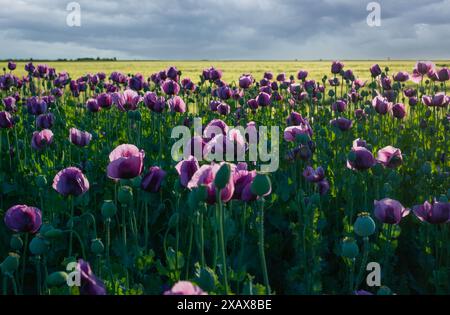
left=341, top=238, right=359, bottom=259
left=101, top=200, right=117, bottom=219
left=46, top=271, right=68, bottom=287
left=91, top=239, right=105, bottom=255
left=29, top=236, right=49, bottom=255
left=354, top=213, right=376, bottom=237
left=118, top=186, right=133, bottom=205
left=251, top=174, right=272, bottom=197
left=214, top=163, right=231, bottom=190
left=10, top=235, right=23, bottom=250
left=0, top=253, right=20, bottom=274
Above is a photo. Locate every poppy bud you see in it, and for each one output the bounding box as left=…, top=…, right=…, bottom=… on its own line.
left=118, top=186, right=133, bottom=205
left=214, top=163, right=231, bottom=190
left=354, top=213, right=376, bottom=237
left=91, top=239, right=105, bottom=254
left=47, top=271, right=68, bottom=287
left=0, top=253, right=20, bottom=274
left=44, top=228, right=63, bottom=239
left=10, top=235, right=23, bottom=250
left=101, top=200, right=117, bottom=218
left=29, top=236, right=49, bottom=255
left=341, top=238, right=359, bottom=259
left=168, top=213, right=179, bottom=228
left=251, top=174, right=272, bottom=197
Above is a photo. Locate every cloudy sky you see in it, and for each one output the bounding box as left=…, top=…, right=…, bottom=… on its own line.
left=0, top=0, right=449, bottom=60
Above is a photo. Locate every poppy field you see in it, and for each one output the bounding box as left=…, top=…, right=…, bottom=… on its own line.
left=0, top=60, right=448, bottom=296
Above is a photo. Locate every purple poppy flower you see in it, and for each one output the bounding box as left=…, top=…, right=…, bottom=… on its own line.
left=330, top=117, right=353, bottom=131
left=141, top=166, right=166, bottom=193
left=107, top=144, right=144, bottom=180
left=437, top=68, right=450, bottom=82
left=166, top=66, right=179, bottom=81
left=203, top=119, right=229, bottom=140
left=69, top=128, right=92, bottom=147
left=343, top=70, right=355, bottom=81
left=51, top=88, right=63, bottom=98
left=129, top=73, right=145, bottom=91
left=347, top=143, right=376, bottom=171
left=232, top=89, right=244, bottom=100
left=175, top=156, right=200, bottom=187
left=374, top=198, right=410, bottom=225
left=263, top=72, right=273, bottom=80
left=286, top=111, right=305, bottom=126
left=297, top=70, right=308, bottom=81
left=181, top=78, right=196, bottom=91
left=27, top=97, right=47, bottom=115
left=216, top=102, right=230, bottom=115
left=168, top=96, right=186, bottom=113
left=161, top=79, right=180, bottom=95
left=393, top=71, right=409, bottom=82
left=86, top=98, right=100, bottom=113
left=317, top=179, right=330, bottom=195
left=416, top=61, right=434, bottom=75
left=303, top=166, right=325, bottom=183
left=390, top=103, right=406, bottom=120
left=381, top=77, right=392, bottom=90
left=247, top=98, right=258, bottom=110
left=413, top=200, right=450, bottom=224
left=7, top=60, right=16, bottom=71
left=52, top=167, right=90, bottom=197
left=332, top=100, right=348, bottom=113
left=97, top=93, right=112, bottom=109
left=4, top=205, right=42, bottom=234
left=239, top=74, right=253, bottom=89
left=76, top=260, right=106, bottom=295
left=2, top=97, right=16, bottom=112
left=256, top=92, right=271, bottom=107
left=0, top=111, right=14, bottom=129
left=331, top=61, right=344, bottom=74
left=276, top=73, right=286, bottom=82
left=372, top=95, right=390, bottom=115
left=232, top=167, right=257, bottom=202
left=187, top=163, right=235, bottom=204
left=284, top=124, right=312, bottom=142
left=164, top=281, right=207, bottom=295
left=37, top=64, right=49, bottom=78
left=370, top=64, right=382, bottom=77
left=217, top=85, right=232, bottom=100
left=36, top=113, right=55, bottom=129
left=31, top=129, right=53, bottom=150
left=409, top=97, right=418, bottom=106
left=377, top=146, right=403, bottom=168
left=25, top=62, right=35, bottom=73
left=110, top=71, right=127, bottom=84
left=112, top=90, right=141, bottom=111
left=354, top=109, right=366, bottom=120
left=404, top=88, right=416, bottom=98
left=422, top=93, right=447, bottom=107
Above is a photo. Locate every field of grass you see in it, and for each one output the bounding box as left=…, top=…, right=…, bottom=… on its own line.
left=11, top=60, right=450, bottom=82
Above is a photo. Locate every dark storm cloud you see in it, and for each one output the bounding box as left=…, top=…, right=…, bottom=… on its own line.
left=0, top=0, right=449, bottom=59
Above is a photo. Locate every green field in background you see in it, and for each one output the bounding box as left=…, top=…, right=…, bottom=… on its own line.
left=9, top=60, right=450, bottom=82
